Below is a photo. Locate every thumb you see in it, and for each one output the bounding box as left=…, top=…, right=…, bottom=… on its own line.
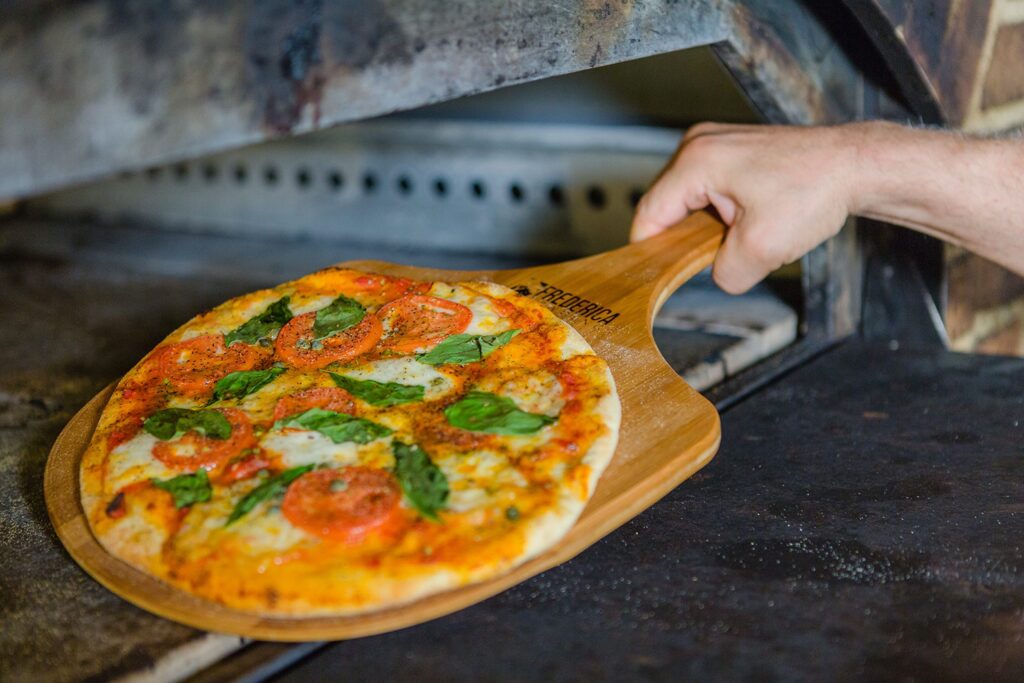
left=631, top=189, right=701, bottom=242
left=630, top=173, right=711, bottom=242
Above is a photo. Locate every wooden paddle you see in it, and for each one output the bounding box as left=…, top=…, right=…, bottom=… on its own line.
left=45, top=210, right=726, bottom=640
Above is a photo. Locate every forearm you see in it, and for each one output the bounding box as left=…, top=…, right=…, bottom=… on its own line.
left=849, top=122, right=1024, bottom=273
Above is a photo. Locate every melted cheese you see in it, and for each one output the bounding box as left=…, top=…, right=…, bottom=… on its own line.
left=179, top=293, right=285, bottom=341
left=180, top=291, right=332, bottom=342
left=175, top=493, right=313, bottom=557
left=232, top=505, right=313, bottom=554
left=428, top=282, right=514, bottom=335
left=289, top=293, right=336, bottom=316
left=260, top=428, right=394, bottom=469
left=261, top=429, right=360, bottom=468
left=473, top=369, right=564, bottom=417
left=106, top=432, right=177, bottom=490
left=100, top=507, right=171, bottom=572
left=234, top=369, right=317, bottom=423
left=442, top=449, right=528, bottom=513
left=340, top=357, right=455, bottom=400
left=556, top=323, right=592, bottom=360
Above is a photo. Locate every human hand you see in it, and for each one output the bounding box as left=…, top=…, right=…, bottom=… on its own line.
left=631, top=122, right=867, bottom=294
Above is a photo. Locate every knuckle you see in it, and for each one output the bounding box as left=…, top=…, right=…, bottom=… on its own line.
left=739, top=227, right=784, bottom=266
left=679, top=134, right=719, bottom=163
left=712, top=264, right=745, bottom=295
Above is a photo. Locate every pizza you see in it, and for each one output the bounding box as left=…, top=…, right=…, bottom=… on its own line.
left=79, top=267, right=620, bottom=615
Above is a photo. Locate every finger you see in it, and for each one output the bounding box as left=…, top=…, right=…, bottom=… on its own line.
left=631, top=170, right=742, bottom=242
left=712, top=232, right=764, bottom=294
left=631, top=201, right=691, bottom=241
left=631, top=162, right=710, bottom=241
left=631, top=124, right=750, bottom=242
left=711, top=217, right=782, bottom=295
left=707, top=190, right=738, bottom=226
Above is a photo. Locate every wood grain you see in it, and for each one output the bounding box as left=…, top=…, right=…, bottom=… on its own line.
left=44, top=211, right=726, bottom=640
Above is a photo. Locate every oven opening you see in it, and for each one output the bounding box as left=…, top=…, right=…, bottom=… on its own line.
left=9, top=1, right=1023, bottom=679
left=14, top=46, right=800, bottom=395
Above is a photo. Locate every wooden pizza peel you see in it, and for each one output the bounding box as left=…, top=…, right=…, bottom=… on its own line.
left=45, top=210, right=726, bottom=640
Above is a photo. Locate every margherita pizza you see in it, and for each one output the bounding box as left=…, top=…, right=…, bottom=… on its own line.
left=80, top=268, right=620, bottom=615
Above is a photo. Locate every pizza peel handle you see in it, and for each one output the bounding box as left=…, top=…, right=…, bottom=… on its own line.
left=44, top=211, right=726, bottom=641
left=491, top=209, right=727, bottom=329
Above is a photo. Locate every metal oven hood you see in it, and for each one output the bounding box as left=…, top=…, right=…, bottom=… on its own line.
left=0, top=0, right=871, bottom=201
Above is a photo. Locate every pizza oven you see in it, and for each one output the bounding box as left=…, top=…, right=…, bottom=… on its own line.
left=3, top=2, right=1024, bottom=681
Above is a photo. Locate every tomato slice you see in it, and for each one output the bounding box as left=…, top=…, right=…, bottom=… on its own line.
left=107, top=381, right=165, bottom=451
left=107, top=411, right=148, bottom=452
left=220, top=450, right=271, bottom=483
left=272, top=386, right=357, bottom=422
left=298, top=271, right=429, bottom=309
left=282, top=467, right=404, bottom=543
left=353, top=274, right=431, bottom=304
left=274, top=311, right=382, bottom=369
left=152, top=408, right=256, bottom=473
left=155, top=334, right=269, bottom=399
left=376, top=295, right=472, bottom=354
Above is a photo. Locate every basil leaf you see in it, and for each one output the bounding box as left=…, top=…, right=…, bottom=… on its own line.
left=416, top=329, right=520, bottom=366
left=224, top=296, right=293, bottom=346
left=143, top=408, right=231, bottom=441
left=392, top=441, right=448, bottom=521
left=275, top=407, right=392, bottom=444
left=211, top=366, right=285, bottom=402
left=152, top=470, right=212, bottom=509
left=444, top=391, right=556, bottom=435
left=328, top=373, right=425, bottom=407
left=226, top=465, right=313, bottom=526
left=313, top=294, right=366, bottom=340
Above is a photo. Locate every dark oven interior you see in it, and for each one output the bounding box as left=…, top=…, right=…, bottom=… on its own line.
left=3, top=2, right=1024, bottom=680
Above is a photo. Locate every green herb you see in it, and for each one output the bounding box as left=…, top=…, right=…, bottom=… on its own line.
left=226, top=465, right=313, bottom=525
left=211, top=366, right=285, bottom=402
left=392, top=442, right=448, bottom=521
left=224, top=296, right=293, bottom=346
left=274, top=407, right=392, bottom=444
left=416, top=329, right=520, bottom=366
left=143, top=408, right=231, bottom=441
left=152, top=470, right=212, bottom=509
left=444, top=391, right=556, bottom=435
left=505, top=506, right=520, bottom=521
left=328, top=373, right=425, bottom=407
left=313, top=294, right=366, bottom=340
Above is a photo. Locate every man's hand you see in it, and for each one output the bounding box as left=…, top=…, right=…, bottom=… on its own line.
left=631, top=122, right=865, bottom=294
left=633, top=120, right=1024, bottom=293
